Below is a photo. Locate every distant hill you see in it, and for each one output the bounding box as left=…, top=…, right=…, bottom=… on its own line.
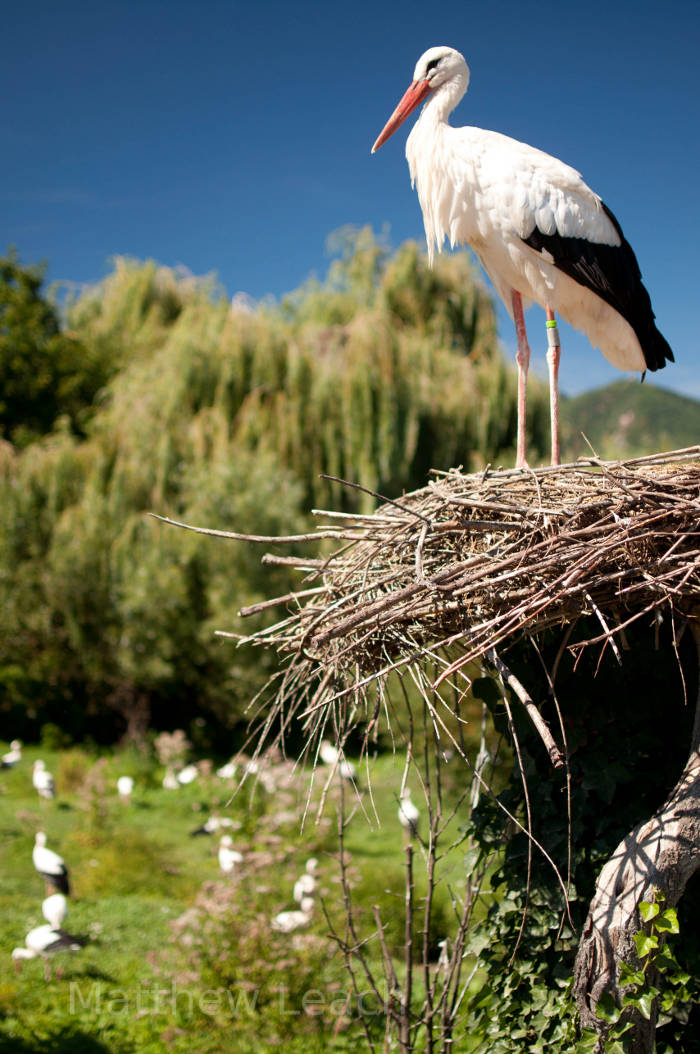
left=560, top=380, right=700, bottom=461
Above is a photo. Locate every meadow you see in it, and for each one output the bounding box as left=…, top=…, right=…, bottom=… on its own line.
left=0, top=738, right=479, bottom=1053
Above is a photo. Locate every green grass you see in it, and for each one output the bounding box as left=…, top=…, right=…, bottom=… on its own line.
left=0, top=741, right=483, bottom=1053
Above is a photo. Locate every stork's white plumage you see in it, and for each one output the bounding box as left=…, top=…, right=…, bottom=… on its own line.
left=319, top=740, right=340, bottom=766
left=216, top=759, right=238, bottom=780
left=12, top=924, right=86, bottom=980
left=398, top=789, right=420, bottom=836
left=319, top=741, right=357, bottom=783
left=176, top=764, right=198, bottom=785
left=42, top=893, right=68, bottom=929
left=218, top=835, right=244, bottom=874
left=292, top=857, right=319, bottom=904
left=33, top=832, right=71, bottom=895
left=372, top=46, right=673, bottom=466
left=117, top=775, right=134, bottom=800
left=32, top=760, right=55, bottom=799
left=338, top=758, right=358, bottom=783
left=190, top=815, right=237, bottom=837
left=271, top=895, right=315, bottom=934
left=1, top=739, right=22, bottom=768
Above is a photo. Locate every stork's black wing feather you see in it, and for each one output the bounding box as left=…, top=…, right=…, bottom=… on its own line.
left=522, top=202, right=673, bottom=372
left=41, top=867, right=70, bottom=896
left=44, top=930, right=87, bottom=952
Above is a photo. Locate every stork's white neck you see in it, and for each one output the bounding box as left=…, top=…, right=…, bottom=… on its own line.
left=405, top=73, right=474, bottom=266
left=422, top=66, right=469, bottom=124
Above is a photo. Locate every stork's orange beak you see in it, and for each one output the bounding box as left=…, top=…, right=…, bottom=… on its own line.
left=371, top=79, right=432, bottom=153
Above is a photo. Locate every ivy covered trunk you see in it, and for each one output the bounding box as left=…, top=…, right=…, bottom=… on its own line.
left=573, top=621, right=700, bottom=1052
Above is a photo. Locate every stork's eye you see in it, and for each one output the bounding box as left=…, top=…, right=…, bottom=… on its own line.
left=426, top=58, right=441, bottom=74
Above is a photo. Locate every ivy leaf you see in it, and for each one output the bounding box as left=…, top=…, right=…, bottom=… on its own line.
left=634, top=932, right=659, bottom=958
left=636, top=988, right=659, bottom=1020
left=639, top=900, right=659, bottom=923
left=655, top=908, right=679, bottom=934
left=574, top=1030, right=600, bottom=1053
left=619, top=962, right=645, bottom=987
left=594, top=990, right=620, bottom=1023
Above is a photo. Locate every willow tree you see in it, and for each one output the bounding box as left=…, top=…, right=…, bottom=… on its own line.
left=1, top=230, right=547, bottom=742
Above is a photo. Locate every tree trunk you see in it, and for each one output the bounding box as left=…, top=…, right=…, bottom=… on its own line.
left=573, top=619, right=700, bottom=1053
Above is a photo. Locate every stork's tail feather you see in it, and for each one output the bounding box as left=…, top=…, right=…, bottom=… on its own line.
left=640, top=324, right=674, bottom=373
left=56, top=930, right=88, bottom=948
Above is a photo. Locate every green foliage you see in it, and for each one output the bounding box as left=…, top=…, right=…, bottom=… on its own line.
left=0, top=743, right=434, bottom=1054
left=460, top=620, right=700, bottom=1051
left=569, top=891, right=700, bottom=1054
left=0, top=249, right=107, bottom=444
left=560, top=380, right=700, bottom=461
left=0, top=230, right=548, bottom=742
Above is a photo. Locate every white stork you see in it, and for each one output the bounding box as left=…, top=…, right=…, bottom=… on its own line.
left=42, top=892, right=68, bottom=929
left=117, top=775, right=134, bottom=801
left=32, top=760, right=55, bottom=800
left=293, top=857, right=319, bottom=904
left=319, top=740, right=358, bottom=783
left=33, top=832, right=71, bottom=895
left=372, top=46, right=673, bottom=467
left=1, top=739, right=22, bottom=768
left=319, top=740, right=340, bottom=766
left=271, top=895, right=315, bottom=934
left=12, top=924, right=86, bottom=980
left=216, top=759, right=238, bottom=780
left=176, top=763, right=198, bottom=786
left=190, top=815, right=236, bottom=837
left=218, top=835, right=244, bottom=874
left=397, top=788, right=420, bottom=837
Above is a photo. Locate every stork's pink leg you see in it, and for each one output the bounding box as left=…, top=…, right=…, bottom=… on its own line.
left=545, top=306, right=561, bottom=466
left=512, top=291, right=530, bottom=468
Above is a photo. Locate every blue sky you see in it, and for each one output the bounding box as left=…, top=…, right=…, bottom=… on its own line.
left=3, top=0, right=700, bottom=398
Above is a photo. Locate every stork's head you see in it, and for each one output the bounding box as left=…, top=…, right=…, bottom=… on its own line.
left=35, top=831, right=47, bottom=847
left=371, top=46, right=470, bottom=153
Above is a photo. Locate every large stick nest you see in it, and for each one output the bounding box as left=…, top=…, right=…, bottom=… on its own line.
left=236, top=446, right=699, bottom=669
left=171, top=447, right=700, bottom=739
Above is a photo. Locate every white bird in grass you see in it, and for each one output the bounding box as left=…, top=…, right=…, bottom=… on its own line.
left=190, top=815, right=237, bottom=837
left=218, top=835, right=244, bottom=874
left=216, top=759, right=238, bottom=780
left=319, top=741, right=357, bottom=783
left=372, top=46, right=673, bottom=467
left=398, top=788, right=420, bottom=837
left=293, top=858, right=319, bottom=904
left=42, top=893, right=68, bottom=929
left=12, top=925, right=87, bottom=981
left=319, top=741, right=340, bottom=766
left=176, top=764, right=198, bottom=786
left=33, top=832, right=70, bottom=896
left=271, top=895, right=315, bottom=934
left=32, top=760, right=55, bottom=799
left=117, top=775, right=134, bottom=800
left=1, top=740, right=22, bottom=768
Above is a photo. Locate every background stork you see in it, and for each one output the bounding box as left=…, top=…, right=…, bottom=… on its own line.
left=33, top=832, right=70, bottom=896
left=12, top=925, right=86, bottom=981
left=372, top=46, right=673, bottom=467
